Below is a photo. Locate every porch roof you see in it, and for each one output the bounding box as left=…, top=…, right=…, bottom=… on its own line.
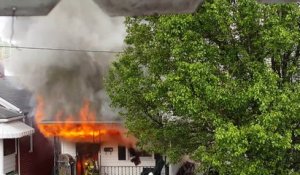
left=0, top=121, right=34, bottom=138
left=38, top=120, right=123, bottom=124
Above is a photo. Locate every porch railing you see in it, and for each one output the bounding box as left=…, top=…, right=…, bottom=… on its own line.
left=99, top=166, right=155, bottom=175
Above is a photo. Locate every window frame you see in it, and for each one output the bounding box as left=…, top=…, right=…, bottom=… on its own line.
left=3, top=139, right=16, bottom=156
left=117, top=145, right=127, bottom=161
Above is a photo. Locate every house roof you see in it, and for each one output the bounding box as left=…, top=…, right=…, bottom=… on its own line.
left=0, top=77, right=32, bottom=113
left=0, top=107, right=22, bottom=119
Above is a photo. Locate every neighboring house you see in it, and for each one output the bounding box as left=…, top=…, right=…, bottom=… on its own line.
left=0, top=106, right=34, bottom=175
left=0, top=77, right=54, bottom=175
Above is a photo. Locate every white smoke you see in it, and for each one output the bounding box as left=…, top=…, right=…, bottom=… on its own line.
left=4, top=0, right=126, bottom=121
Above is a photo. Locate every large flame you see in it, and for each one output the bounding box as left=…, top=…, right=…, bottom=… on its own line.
left=35, top=97, right=136, bottom=147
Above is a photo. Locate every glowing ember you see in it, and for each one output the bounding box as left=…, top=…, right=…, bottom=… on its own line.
left=35, top=97, right=136, bottom=147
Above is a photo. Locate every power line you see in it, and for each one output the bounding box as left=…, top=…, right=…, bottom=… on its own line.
left=0, top=45, right=124, bottom=54
left=2, top=8, right=124, bottom=54
left=9, top=8, right=16, bottom=46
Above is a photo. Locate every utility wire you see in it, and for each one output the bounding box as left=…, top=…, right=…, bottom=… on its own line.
left=9, top=7, right=16, bottom=46
left=4, top=7, right=124, bottom=54
left=0, top=45, right=124, bottom=54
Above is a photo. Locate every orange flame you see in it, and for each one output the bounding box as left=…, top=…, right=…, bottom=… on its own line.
left=35, top=96, right=136, bottom=147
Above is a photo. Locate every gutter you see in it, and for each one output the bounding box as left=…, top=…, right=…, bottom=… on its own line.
left=0, top=116, right=24, bottom=122
left=38, top=120, right=123, bottom=124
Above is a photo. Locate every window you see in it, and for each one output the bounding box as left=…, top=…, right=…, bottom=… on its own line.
left=4, top=139, right=16, bottom=156
left=118, top=146, right=126, bottom=160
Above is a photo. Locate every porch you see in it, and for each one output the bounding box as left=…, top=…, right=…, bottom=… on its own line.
left=99, top=166, right=161, bottom=175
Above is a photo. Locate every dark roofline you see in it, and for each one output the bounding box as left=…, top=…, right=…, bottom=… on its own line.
left=37, top=120, right=123, bottom=124
left=0, top=116, right=24, bottom=123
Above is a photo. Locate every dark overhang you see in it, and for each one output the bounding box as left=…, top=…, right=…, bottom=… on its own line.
left=0, top=0, right=60, bottom=16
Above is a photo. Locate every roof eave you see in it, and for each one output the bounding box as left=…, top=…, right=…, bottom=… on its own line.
left=0, top=116, right=24, bottom=123
left=38, top=120, right=123, bottom=125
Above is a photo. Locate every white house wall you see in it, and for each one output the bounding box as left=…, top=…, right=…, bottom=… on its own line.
left=3, top=154, right=16, bottom=174
left=61, top=140, right=76, bottom=158
left=169, top=163, right=180, bottom=175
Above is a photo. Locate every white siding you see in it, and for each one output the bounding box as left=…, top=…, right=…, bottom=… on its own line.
left=169, top=163, right=180, bottom=175
left=100, top=143, right=156, bottom=175
left=3, top=154, right=16, bottom=174
left=61, top=140, right=76, bottom=158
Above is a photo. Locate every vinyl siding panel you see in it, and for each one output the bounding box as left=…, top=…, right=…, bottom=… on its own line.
left=61, top=140, right=76, bottom=158
left=4, top=154, right=16, bottom=174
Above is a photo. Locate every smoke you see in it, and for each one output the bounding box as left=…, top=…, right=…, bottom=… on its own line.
left=4, top=0, right=126, bottom=121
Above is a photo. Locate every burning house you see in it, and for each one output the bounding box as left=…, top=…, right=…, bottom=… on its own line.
left=28, top=52, right=160, bottom=175
left=35, top=98, right=159, bottom=175
left=39, top=122, right=158, bottom=175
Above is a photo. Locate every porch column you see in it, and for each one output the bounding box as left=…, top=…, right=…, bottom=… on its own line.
left=0, top=139, right=4, bottom=175
left=18, top=139, right=20, bottom=175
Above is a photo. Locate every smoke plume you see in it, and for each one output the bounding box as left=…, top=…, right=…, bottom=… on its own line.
left=4, top=0, right=126, bottom=121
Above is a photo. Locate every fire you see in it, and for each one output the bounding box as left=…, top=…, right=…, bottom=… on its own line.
left=35, top=97, right=136, bottom=147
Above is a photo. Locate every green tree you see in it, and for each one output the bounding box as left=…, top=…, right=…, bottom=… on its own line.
left=106, top=0, right=300, bottom=174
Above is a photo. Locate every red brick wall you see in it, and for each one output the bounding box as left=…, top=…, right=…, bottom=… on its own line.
left=19, top=123, right=54, bottom=175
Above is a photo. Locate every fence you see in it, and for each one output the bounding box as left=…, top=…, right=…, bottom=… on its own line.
left=100, top=166, right=156, bottom=175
